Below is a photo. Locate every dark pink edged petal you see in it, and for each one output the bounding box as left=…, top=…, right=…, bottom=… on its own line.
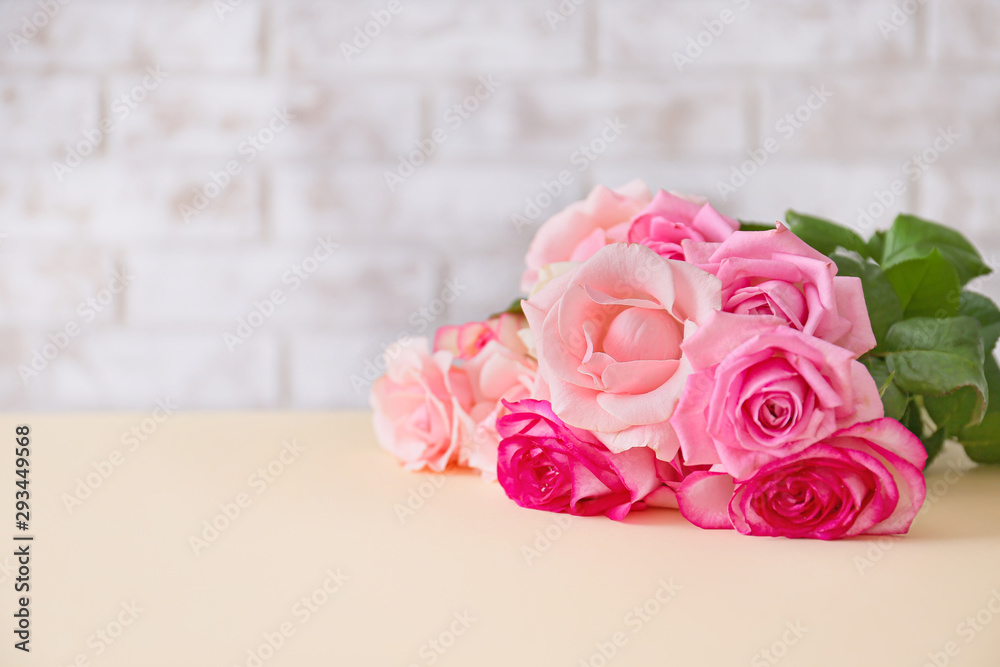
left=829, top=419, right=927, bottom=535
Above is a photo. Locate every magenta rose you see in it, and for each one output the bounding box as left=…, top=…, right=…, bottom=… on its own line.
left=523, top=242, right=721, bottom=457
left=370, top=338, right=474, bottom=472
left=521, top=180, right=652, bottom=293
left=672, top=312, right=883, bottom=480
left=676, top=419, right=928, bottom=539
left=627, top=189, right=738, bottom=260
left=682, top=224, right=876, bottom=357
left=496, top=399, right=659, bottom=520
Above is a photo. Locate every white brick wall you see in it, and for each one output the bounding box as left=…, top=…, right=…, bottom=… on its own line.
left=1, top=0, right=999, bottom=410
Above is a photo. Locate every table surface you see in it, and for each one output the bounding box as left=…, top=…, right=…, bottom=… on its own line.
left=2, top=411, right=999, bottom=667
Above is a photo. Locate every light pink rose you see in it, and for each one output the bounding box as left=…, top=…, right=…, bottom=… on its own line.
left=434, top=313, right=529, bottom=361
left=671, top=312, right=883, bottom=480
left=521, top=180, right=652, bottom=293
left=676, top=419, right=928, bottom=539
left=682, top=224, right=876, bottom=357
left=627, top=189, right=738, bottom=260
left=460, top=339, right=538, bottom=480
left=497, top=399, right=659, bottom=520
left=523, top=242, right=722, bottom=458
left=370, top=338, right=474, bottom=472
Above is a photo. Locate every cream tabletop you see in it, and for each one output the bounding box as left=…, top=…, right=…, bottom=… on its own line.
left=2, top=411, right=999, bottom=667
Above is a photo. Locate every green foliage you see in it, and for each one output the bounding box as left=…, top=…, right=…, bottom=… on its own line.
left=831, top=251, right=903, bottom=349
left=489, top=298, right=524, bottom=319
left=880, top=215, right=990, bottom=286
left=785, top=210, right=869, bottom=257
left=739, top=221, right=777, bottom=232
left=784, top=212, right=999, bottom=465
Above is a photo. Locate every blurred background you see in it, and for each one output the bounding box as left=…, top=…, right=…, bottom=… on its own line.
left=1, top=0, right=998, bottom=411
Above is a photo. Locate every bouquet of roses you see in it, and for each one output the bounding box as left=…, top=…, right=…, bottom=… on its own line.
left=371, top=181, right=1000, bottom=539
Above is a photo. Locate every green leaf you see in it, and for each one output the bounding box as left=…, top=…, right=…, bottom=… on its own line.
left=986, top=354, right=1000, bottom=415
left=739, top=221, right=776, bottom=232
left=900, top=400, right=946, bottom=468
left=959, top=413, right=1000, bottom=464
left=925, top=386, right=984, bottom=436
left=878, top=370, right=896, bottom=397
left=882, top=317, right=987, bottom=423
left=867, top=231, right=886, bottom=264
left=861, top=356, right=907, bottom=421
left=831, top=251, right=905, bottom=349
left=901, top=399, right=924, bottom=441
left=489, top=298, right=524, bottom=319
left=921, top=427, right=947, bottom=469
left=958, top=290, right=1000, bottom=352
left=881, top=214, right=991, bottom=286
left=785, top=210, right=869, bottom=257
left=883, top=248, right=962, bottom=319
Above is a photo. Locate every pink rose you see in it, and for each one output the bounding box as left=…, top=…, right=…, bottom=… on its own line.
left=642, top=453, right=712, bottom=509
left=523, top=242, right=721, bottom=457
left=682, top=224, right=876, bottom=357
left=677, top=419, right=928, bottom=539
left=521, top=180, right=652, bottom=293
left=496, top=399, right=659, bottom=520
left=460, top=339, right=538, bottom=481
left=434, top=313, right=529, bottom=361
left=672, top=312, right=883, bottom=480
left=370, top=338, right=474, bottom=472
left=627, top=190, right=738, bottom=260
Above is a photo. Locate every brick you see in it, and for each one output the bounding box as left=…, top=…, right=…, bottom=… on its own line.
left=0, top=162, right=101, bottom=237
left=0, top=160, right=260, bottom=240
left=105, top=77, right=281, bottom=159
left=96, top=161, right=262, bottom=240
left=598, top=0, right=916, bottom=71
left=444, top=251, right=526, bottom=325
left=918, top=164, right=1000, bottom=303
left=288, top=330, right=401, bottom=408
left=429, top=77, right=747, bottom=161
left=126, top=243, right=442, bottom=330
left=4, top=329, right=279, bottom=409
left=126, top=0, right=262, bottom=73
left=277, top=244, right=444, bottom=329
left=761, top=74, right=1000, bottom=159
left=270, top=162, right=586, bottom=248
left=724, top=161, right=918, bottom=235
left=108, top=77, right=421, bottom=160
left=920, top=165, right=1000, bottom=255
left=268, top=163, right=398, bottom=241
left=278, top=79, right=422, bottom=159
left=0, top=76, right=99, bottom=159
left=124, top=246, right=308, bottom=327
left=391, top=164, right=586, bottom=248
left=270, top=0, right=585, bottom=74
left=0, top=0, right=134, bottom=70
left=0, top=0, right=261, bottom=72
left=930, top=0, right=1000, bottom=64
left=0, top=243, right=120, bottom=327
left=592, top=159, right=908, bottom=235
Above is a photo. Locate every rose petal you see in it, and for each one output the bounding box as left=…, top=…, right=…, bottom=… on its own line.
left=677, top=472, right=736, bottom=529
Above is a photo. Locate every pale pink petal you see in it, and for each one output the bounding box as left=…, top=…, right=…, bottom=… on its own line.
left=677, top=472, right=736, bottom=529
